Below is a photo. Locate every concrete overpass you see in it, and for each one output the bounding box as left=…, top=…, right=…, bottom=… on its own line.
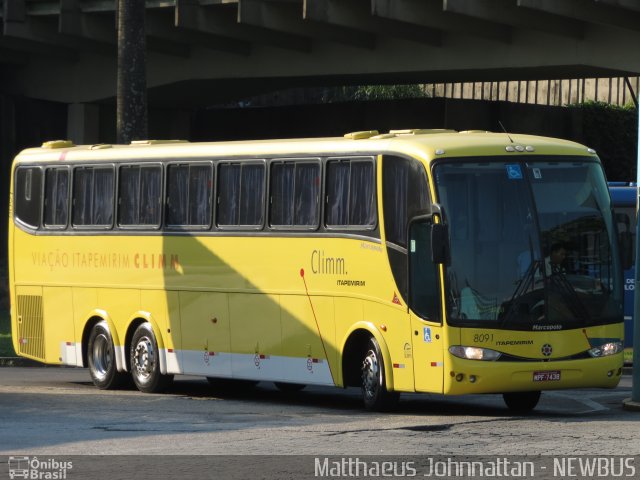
left=2, top=0, right=640, bottom=111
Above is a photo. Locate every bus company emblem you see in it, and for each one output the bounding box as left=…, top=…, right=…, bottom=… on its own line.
left=541, top=344, right=553, bottom=356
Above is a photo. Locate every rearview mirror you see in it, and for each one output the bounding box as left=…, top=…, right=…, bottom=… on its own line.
left=409, top=216, right=450, bottom=265
left=431, top=223, right=450, bottom=265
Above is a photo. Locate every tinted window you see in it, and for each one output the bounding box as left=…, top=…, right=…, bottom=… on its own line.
left=409, top=220, right=441, bottom=321
left=217, top=163, right=265, bottom=227
left=167, top=163, right=213, bottom=227
left=326, top=158, right=376, bottom=227
left=383, top=156, right=431, bottom=247
left=118, top=165, right=162, bottom=226
left=73, top=167, right=114, bottom=226
left=44, top=168, right=69, bottom=228
left=15, top=167, right=43, bottom=228
left=270, top=161, right=320, bottom=227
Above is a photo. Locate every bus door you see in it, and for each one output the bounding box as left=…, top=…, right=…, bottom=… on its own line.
left=408, top=218, right=445, bottom=393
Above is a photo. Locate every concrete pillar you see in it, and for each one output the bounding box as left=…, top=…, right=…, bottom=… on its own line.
left=66, top=103, right=100, bottom=145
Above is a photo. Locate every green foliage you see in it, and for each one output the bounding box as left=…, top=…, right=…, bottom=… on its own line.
left=0, top=334, right=15, bottom=357
left=0, top=311, right=15, bottom=357
left=568, top=101, right=638, bottom=181
left=325, top=84, right=429, bottom=103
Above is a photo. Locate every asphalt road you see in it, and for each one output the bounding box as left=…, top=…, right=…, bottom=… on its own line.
left=0, top=366, right=639, bottom=458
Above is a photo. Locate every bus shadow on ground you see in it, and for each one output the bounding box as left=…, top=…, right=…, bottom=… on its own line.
left=116, top=376, right=638, bottom=420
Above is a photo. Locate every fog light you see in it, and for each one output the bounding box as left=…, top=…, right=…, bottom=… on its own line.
left=469, top=375, right=477, bottom=383
left=456, top=373, right=464, bottom=382
left=607, top=370, right=613, bottom=377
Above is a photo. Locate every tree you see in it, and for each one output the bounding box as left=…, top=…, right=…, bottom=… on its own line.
left=117, top=0, right=147, bottom=144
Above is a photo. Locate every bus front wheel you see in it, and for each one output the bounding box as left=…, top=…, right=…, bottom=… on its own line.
left=503, top=391, right=541, bottom=413
left=361, top=337, right=399, bottom=411
left=130, top=323, right=173, bottom=393
left=87, top=321, right=127, bottom=389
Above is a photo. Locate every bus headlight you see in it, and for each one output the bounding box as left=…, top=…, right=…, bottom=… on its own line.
left=588, top=341, right=623, bottom=358
left=449, top=346, right=502, bottom=361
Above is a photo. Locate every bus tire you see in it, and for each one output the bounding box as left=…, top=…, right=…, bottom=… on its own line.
left=361, top=337, right=399, bottom=411
left=274, top=382, right=306, bottom=392
left=130, top=323, right=173, bottom=393
left=503, top=391, right=541, bottom=413
left=87, top=321, right=127, bottom=390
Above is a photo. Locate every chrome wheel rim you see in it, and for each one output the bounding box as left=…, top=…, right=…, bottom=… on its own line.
left=362, top=349, right=379, bottom=399
left=133, top=336, right=155, bottom=380
left=91, top=333, right=112, bottom=380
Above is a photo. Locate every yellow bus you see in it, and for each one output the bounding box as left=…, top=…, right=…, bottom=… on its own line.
left=8, top=130, right=624, bottom=411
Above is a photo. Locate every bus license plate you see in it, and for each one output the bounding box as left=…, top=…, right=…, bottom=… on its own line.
left=533, top=370, right=561, bottom=382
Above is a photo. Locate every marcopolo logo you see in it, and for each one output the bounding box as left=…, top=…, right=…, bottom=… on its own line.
left=8, top=457, right=73, bottom=479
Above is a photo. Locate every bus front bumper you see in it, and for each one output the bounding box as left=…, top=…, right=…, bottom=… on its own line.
left=443, top=354, right=624, bottom=395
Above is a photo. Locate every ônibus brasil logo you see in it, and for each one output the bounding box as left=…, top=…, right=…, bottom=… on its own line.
left=8, top=457, right=73, bottom=479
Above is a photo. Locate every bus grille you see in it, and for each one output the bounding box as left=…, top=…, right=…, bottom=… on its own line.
left=16, top=295, right=45, bottom=360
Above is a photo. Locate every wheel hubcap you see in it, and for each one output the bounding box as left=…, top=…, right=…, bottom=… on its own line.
left=91, top=333, right=112, bottom=380
left=362, top=349, right=379, bottom=399
left=133, top=336, right=155, bottom=379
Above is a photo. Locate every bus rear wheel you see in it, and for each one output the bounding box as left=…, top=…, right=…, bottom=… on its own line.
left=503, top=391, right=541, bottom=413
left=130, top=323, right=173, bottom=393
left=361, top=337, right=399, bottom=411
left=87, top=321, right=127, bottom=389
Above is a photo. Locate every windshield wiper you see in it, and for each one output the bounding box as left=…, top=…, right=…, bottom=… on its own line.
left=499, top=259, right=540, bottom=326
left=547, top=272, right=592, bottom=321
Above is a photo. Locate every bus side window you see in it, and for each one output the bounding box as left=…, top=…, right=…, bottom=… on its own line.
left=15, top=167, right=43, bottom=229
left=44, top=167, right=69, bottom=228
left=270, top=160, right=320, bottom=228
left=325, top=157, right=376, bottom=228
left=118, top=165, right=161, bottom=227
left=217, top=162, right=265, bottom=228
left=166, top=163, right=213, bottom=228
left=383, top=156, right=431, bottom=248
left=73, top=167, right=114, bottom=227
left=409, top=219, right=441, bottom=321
left=382, top=155, right=431, bottom=302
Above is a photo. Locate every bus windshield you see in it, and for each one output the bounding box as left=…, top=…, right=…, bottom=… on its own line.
left=434, top=158, right=623, bottom=331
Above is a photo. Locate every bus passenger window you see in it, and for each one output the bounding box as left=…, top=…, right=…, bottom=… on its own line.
left=73, top=167, right=114, bottom=227
left=44, top=168, right=69, bottom=228
left=217, top=162, right=265, bottom=227
left=270, top=161, right=320, bottom=228
left=167, top=163, right=213, bottom=228
left=118, top=165, right=161, bottom=227
left=14, top=167, right=43, bottom=229
left=326, top=158, right=376, bottom=228
left=94, top=168, right=115, bottom=226
left=383, top=156, right=431, bottom=248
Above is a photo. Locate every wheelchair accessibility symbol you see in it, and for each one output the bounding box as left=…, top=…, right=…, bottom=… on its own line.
left=506, top=164, right=523, bottom=180
left=423, top=327, right=432, bottom=343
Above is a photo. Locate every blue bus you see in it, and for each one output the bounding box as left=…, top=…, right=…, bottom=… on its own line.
left=609, top=182, right=636, bottom=364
